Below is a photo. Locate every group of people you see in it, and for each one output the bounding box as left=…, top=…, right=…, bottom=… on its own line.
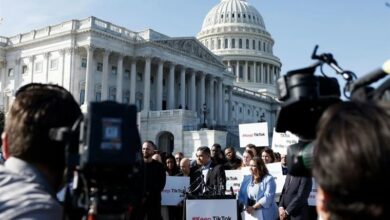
left=0, top=83, right=389, bottom=220
left=141, top=140, right=313, bottom=220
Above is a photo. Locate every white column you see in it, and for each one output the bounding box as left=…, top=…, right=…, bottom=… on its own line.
left=228, top=87, right=233, bottom=121
left=261, top=63, right=266, bottom=84
left=43, top=52, right=49, bottom=83
left=253, top=62, right=256, bottom=83
left=168, top=63, right=175, bottom=109
left=190, top=70, right=196, bottom=111
left=68, top=47, right=76, bottom=94
left=143, top=57, right=151, bottom=111
left=101, top=50, right=110, bottom=100
left=218, top=79, right=223, bottom=124
left=244, top=61, right=248, bottom=82
left=209, top=77, right=214, bottom=123
left=84, top=46, right=95, bottom=105
left=200, top=73, right=205, bottom=110
left=130, top=60, right=137, bottom=104
left=28, top=56, right=34, bottom=83
left=156, top=60, right=164, bottom=110
left=14, top=59, right=21, bottom=89
left=267, top=64, right=271, bottom=84
left=59, top=49, right=65, bottom=86
left=180, top=67, right=186, bottom=109
left=236, top=60, right=240, bottom=82
left=116, top=54, right=124, bottom=102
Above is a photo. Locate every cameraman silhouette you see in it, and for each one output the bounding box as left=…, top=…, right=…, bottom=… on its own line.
left=313, top=101, right=390, bottom=220
left=0, top=83, right=82, bottom=219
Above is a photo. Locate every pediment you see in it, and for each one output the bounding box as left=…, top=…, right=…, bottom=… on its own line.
left=154, top=38, right=224, bottom=67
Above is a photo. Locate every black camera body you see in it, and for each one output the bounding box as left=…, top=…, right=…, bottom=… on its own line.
left=276, top=65, right=341, bottom=140
left=56, top=101, right=144, bottom=219
left=275, top=46, right=390, bottom=177
left=79, top=101, right=142, bottom=182
left=275, top=64, right=341, bottom=177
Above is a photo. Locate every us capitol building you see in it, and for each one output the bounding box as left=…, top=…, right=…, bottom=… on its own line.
left=0, top=0, right=281, bottom=156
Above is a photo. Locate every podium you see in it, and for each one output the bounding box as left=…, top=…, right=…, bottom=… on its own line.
left=185, top=195, right=238, bottom=220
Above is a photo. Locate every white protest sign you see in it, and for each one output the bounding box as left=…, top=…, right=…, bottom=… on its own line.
left=241, top=209, right=263, bottom=220
left=271, top=128, right=299, bottom=155
left=239, top=122, right=269, bottom=147
left=308, top=178, right=317, bottom=206
left=161, top=176, right=190, bottom=206
left=186, top=199, right=237, bottom=220
left=225, top=170, right=244, bottom=195
left=266, top=162, right=286, bottom=196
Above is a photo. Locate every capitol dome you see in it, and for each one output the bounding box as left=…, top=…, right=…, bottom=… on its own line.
left=201, top=0, right=266, bottom=32
left=197, top=0, right=281, bottom=95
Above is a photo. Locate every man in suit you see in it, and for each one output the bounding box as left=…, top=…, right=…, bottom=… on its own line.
left=189, top=146, right=226, bottom=196
left=279, top=160, right=312, bottom=220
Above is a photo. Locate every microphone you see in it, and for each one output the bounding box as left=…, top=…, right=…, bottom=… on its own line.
left=189, top=174, right=205, bottom=194
left=349, top=59, right=390, bottom=93
left=230, top=186, right=235, bottom=196
left=219, top=177, right=225, bottom=196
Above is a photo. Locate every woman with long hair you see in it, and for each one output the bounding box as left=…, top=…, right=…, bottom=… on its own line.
left=238, top=157, right=278, bottom=220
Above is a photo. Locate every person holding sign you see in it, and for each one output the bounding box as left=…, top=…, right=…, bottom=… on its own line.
left=238, top=157, right=278, bottom=220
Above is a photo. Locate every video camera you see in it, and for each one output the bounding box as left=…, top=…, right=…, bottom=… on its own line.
left=51, top=101, right=144, bottom=219
left=275, top=45, right=390, bottom=177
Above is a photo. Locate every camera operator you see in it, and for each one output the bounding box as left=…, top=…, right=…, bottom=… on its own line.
left=313, top=101, right=390, bottom=220
left=0, top=83, right=82, bottom=219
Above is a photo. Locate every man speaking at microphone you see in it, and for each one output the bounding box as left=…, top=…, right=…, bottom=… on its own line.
left=190, top=146, right=226, bottom=196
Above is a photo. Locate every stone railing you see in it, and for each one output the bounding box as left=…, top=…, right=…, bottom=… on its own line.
left=5, top=17, right=144, bottom=46
left=148, top=109, right=197, bottom=119
left=233, top=86, right=278, bottom=102
left=92, top=17, right=144, bottom=42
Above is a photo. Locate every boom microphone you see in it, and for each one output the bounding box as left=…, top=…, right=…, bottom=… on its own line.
left=349, top=59, right=390, bottom=94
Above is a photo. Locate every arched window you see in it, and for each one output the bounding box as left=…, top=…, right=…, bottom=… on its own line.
left=239, top=39, right=242, bottom=48
left=232, top=39, right=235, bottom=48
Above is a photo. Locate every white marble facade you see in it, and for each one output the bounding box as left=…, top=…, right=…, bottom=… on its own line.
left=0, top=0, right=280, bottom=155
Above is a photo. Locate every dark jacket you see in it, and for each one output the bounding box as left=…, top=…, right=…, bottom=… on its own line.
left=189, top=161, right=226, bottom=196
left=279, top=175, right=312, bottom=220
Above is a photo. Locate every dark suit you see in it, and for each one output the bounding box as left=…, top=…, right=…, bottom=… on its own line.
left=189, top=161, right=226, bottom=196
left=279, top=175, right=312, bottom=220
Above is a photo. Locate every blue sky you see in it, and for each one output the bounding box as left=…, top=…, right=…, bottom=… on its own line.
left=1, top=0, right=389, bottom=86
